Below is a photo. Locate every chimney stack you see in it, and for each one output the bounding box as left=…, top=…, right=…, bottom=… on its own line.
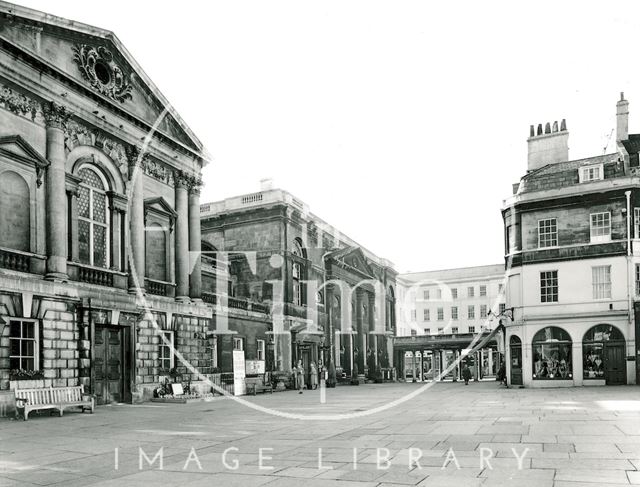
left=527, top=119, right=569, bottom=171
left=617, top=92, right=629, bottom=142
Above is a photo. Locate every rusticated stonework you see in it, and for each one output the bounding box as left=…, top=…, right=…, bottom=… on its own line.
left=72, top=44, right=133, bottom=103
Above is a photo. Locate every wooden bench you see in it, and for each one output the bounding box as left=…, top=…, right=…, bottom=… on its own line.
left=15, top=385, right=95, bottom=421
left=245, top=375, right=273, bottom=395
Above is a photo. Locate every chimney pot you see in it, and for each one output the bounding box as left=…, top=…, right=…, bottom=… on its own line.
left=544, top=122, right=551, bottom=134
left=552, top=121, right=558, bottom=133
left=560, top=119, right=567, bottom=131
left=537, top=124, right=543, bottom=136
left=616, top=93, right=629, bottom=142
left=530, top=125, right=535, bottom=137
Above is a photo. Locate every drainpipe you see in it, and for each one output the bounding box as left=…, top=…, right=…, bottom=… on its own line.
left=625, top=191, right=634, bottom=354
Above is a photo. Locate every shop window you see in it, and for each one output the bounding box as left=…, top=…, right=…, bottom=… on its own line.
left=9, top=319, right=38, bottom=371
left=78, top=166, right=110, bottom=268
left=257, top=339, right=265, bottom=361
left=583, top=324, right=624, bottom=380
left=158, top=330, right=174, bottom=371
left=532, top=326, right=572, bottom=380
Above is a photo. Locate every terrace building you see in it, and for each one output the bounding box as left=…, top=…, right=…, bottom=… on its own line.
left=502, top=94, right=640, bottom=387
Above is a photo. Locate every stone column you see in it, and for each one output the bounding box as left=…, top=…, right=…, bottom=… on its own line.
left=65, top=175, right=80, bottom=262
left=188, top=179, right=202, bottom=300
left=43, top=101, right=71, bottom=280
left=126, top=148, right=145, bottom=294
left=174, top=171, right=191, bottom=302
left=356, top=289, right=365, bottom=373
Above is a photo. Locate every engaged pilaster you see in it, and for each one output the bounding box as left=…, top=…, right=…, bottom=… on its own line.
left=43, top=101, right=71, bottom=281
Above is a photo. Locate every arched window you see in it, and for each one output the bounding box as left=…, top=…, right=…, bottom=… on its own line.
left=583, top=324, right=625, bottom=380
left=532, top=326, right=572, bottom=380
left=77, top=166, right=109, bottom=268
left=0, top=171, right=30, bottom=252
left=292, top=238, right=306, bottom=305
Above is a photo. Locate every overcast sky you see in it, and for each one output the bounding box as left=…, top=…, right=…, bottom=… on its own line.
left=16, top=1, right=640, bottom=273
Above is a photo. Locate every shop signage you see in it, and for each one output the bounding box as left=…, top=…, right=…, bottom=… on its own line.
left=233, top=350, right=246, bottom=396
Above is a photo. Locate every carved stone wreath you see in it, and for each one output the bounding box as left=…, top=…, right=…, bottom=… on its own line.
left=72, top=44, right=133, bottom=103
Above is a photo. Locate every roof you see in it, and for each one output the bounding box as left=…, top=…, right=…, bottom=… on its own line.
left=400, top=264, right=505, bottom=283
left=518, top=153, right=623, bottom=194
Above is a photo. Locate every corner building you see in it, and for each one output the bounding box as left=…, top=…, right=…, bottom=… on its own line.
left=503, top=95, right=640, bottom=387
left=0, top=2, right=214, bottom=404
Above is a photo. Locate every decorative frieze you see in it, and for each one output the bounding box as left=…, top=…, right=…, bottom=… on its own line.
left=72, top=44, right=133, bottom=103
left=145, top=158, right=175, bottom=187
left=0, top=84, right=41, bottom=122
left=65, top=120, right=128, bottom=180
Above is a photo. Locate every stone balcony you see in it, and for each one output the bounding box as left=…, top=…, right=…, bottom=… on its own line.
left=67, top=262, right=128, bottom=289
left=0, top=247, right=46, bottom=275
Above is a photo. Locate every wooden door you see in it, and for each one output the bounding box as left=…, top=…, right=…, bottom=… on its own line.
left=604, top=344, right=625, bottom=385
left=510, top=344, right=523, bottom=385
left=94, top=325, right=124, bottom=404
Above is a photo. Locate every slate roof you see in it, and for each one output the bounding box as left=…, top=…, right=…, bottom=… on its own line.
left=518, top=153, right=624, bottom=194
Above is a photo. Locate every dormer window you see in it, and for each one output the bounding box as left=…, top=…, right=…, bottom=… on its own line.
left=580, top=164, right=603, bottom=183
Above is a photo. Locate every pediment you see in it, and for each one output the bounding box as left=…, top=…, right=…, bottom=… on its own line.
left=0, top=135, right=49, bottom=186
left=326, top=246, right=376, bottom=279
left=144, top=197, right=177, bottom=219
left=0, top=5, right=204, bottom=155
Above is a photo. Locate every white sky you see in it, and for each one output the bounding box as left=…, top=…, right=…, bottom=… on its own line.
left=15, top=0, right=640, bottom=272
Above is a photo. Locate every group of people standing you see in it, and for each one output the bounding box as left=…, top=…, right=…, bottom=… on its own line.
left=294, top=360, right=322, bottom=393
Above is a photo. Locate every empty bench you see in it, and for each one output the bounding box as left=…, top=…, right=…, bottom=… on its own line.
left=245, top=375, right=273, bottom=395
left=15, top=385, right=95, bottom=421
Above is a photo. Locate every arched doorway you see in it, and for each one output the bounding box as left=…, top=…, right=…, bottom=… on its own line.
left=583, top=324, right=625, bottom=385
left=509, top=335, right=523, bottom=385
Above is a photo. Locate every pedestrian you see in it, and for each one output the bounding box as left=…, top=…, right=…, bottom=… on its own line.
left=497, top=362, right=506, bottom=386
left=462, top=363, right=472, bottom=385
left=310, top=362, right=318, bottom=390
left=296, top=360, right=305, bottom=394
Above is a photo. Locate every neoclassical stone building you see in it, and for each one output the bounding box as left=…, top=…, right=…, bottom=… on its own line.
left=0, top=2, right=213, bottom=403
left=200, top=186, right=397, bottom=382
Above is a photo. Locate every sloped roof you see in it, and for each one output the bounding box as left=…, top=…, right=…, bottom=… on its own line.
left=518, top=153, right=623, bottom=194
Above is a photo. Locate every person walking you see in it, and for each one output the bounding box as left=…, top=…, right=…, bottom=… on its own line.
left=462, top=363, right=472, bottom=385
left=310, top=362, right=318, bottom=390
left=296, top=360, right=305, bottom=394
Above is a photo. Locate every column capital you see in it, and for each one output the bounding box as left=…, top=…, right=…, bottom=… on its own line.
left=125, top=146, right=147, bottom=179
left=43, top=101, right=71, bottom=129
left=189, top=176, right=203, bottom=195
left=174, top=169, right=196, bottom=190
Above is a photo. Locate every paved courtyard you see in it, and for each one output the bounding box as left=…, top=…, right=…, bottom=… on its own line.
left=2, top=381, right=640, bottom=486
